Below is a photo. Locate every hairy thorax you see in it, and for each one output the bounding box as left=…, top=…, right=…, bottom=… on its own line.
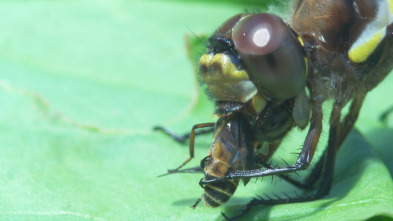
left=292, top=0, right=393, bottom=105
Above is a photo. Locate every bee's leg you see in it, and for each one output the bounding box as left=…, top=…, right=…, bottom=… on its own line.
left=162, top=123, right=215, bottom=174
left=200, top=99, right=324, bottom=183
left=153, top=125, right=214, bottom=143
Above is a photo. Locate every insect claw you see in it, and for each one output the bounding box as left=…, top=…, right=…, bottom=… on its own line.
left=198, top=178, right=205, bottom=188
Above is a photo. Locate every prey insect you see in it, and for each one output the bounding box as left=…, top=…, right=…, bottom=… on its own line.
left=157, top=0, right=393, bottom=219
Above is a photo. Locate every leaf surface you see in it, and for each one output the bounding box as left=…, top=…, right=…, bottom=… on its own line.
left=0, top=0, right=392, bottom=221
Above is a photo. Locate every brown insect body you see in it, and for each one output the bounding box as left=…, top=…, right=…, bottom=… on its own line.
left=201, top=113, right=254, bottom=207
left=199, top=99, right=302, bottom=207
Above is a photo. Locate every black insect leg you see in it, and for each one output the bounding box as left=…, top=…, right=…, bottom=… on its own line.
left=158, top=166, right=203, bottom=177
left=223, top=101, right=346, bottom=221
left=222, top=148, right=331, bottom=221
left=200, top=98, right=324, bottom=183
left=163, top=123, right=215, bottom=173
left=298, top=94, right=365, bottom=188
left=259, top=161, right=313, bottom=190
left=154, top=125, right=214, bottom=143
left=338, top=94, right=365, bottom=146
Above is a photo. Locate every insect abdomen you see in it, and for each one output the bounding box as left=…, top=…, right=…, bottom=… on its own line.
left=203, top=179, right=239, bottom=208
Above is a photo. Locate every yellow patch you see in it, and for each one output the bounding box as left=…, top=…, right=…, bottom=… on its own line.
left=296, top=36, right=308, bottom=79
left=297, top=36, right=305, bottom=47
left=199, top=53, right=249, bottom=83
left=199, top=53, right=258, bottom=103
left=348, top=29, right=384, bottom=63
left=250, top=94, right=266, bottom=114
left=389, top=0, right=393, bottom=14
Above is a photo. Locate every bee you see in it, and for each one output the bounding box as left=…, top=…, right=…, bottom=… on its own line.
left=157, top=0, right=393, bottom=219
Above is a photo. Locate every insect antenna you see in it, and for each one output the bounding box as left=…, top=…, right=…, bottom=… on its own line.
left=188, top=27, right=211, bottom=50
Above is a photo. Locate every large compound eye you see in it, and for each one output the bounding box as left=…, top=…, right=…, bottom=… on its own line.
left=232, top=13, right=307, bottom=100
left=213, top=14, right=243, bottom=36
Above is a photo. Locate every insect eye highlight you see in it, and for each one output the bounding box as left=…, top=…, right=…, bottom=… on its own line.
left=232, top=13, right=308, bottom=100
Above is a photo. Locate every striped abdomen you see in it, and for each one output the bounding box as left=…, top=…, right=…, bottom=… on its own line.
left=203, top=178, right=239, bottom=208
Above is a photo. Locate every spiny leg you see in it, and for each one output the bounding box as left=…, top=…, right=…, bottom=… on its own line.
left=254, top=141, right=314, bottom=190
left=259, top=161, right=314, bottom=190
left=223, top=102, right=345, bottom=221
left=200, top=98, right=324, bottom=183
left=223, top=149, right=330, bottom=221
left=297, top=94, right=365, bottom=187
left=154, top=125, right=214, bottom=143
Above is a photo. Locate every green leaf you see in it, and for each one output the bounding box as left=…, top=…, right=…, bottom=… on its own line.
left=0, top=0, right=392, bottom=221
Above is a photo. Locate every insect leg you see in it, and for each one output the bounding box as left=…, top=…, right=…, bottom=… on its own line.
left=158, top=166, right=202, bottom=177
left=256, top=142, right=315, bottom=190
left=154, top=125, right=214, bottom=143
left=260, top=161, right=313, bottom=190
left=223, top=102, right=344, bottom=221
left=338, top=94, right=365, bottom=146
left=166, top=123, right=215, bottom=173
left=200, top=100, right=323, bottom=183
left=380, top=106, right=393, bottom=123
left=284, top=94, right=365, bottom=188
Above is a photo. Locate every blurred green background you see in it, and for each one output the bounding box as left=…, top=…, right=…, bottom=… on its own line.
left=0, top=0, right=392, bottom=220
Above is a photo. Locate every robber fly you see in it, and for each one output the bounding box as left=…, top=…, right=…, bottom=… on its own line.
left=157, top=0, right=393, bottom=219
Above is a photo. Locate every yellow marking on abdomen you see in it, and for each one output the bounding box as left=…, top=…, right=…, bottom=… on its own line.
left=204, top=190, right=225, bottom=205
left=205, top=183, right=234, bottom=197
